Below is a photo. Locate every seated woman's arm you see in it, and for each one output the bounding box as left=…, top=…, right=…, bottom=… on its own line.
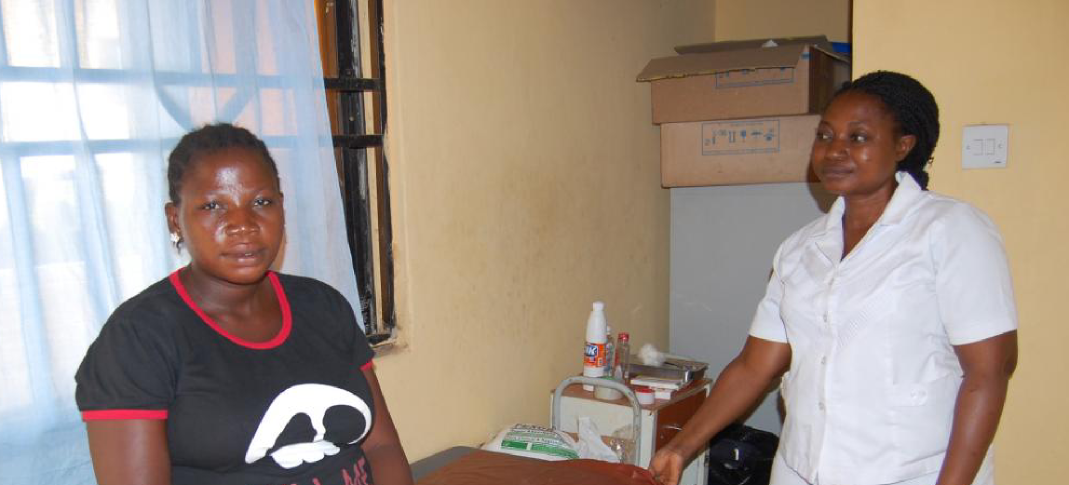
left=87, top=419, right=171, bottom=485
left=361, top=366, right=414, bottom=485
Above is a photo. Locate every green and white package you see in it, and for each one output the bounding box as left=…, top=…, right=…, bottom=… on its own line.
left=482, top=423, right=579, bottom=461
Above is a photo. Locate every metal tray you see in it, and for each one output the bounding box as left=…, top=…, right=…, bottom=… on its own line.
left=628, top=357, right=707, bottom=383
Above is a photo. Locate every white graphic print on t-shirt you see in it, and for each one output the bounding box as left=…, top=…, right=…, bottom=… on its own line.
left=244, top=383, right=373, bottom=469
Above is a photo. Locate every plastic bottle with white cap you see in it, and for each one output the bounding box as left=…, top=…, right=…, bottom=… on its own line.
left=583, top=301, right=608, bottom=391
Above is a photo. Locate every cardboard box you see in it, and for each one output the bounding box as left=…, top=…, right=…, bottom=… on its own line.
left=637, top=36, right=850, bottom=124
left=659, top=115, right=820, bottom=187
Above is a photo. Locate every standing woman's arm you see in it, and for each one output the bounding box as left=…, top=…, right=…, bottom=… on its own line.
left=649, top=337, right=791, bottom=485
left=86, top=419, right=171, bottom=485
left=361, top=367, right=413, bottom=485
left=936, top=330, right=1018, bottom=485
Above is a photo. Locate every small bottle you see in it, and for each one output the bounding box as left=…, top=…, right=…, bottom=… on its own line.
left=583, top=301, right=608, bottom=391
left=614, top=332, right=631, bottom=381
left=604, top=324, right=615, bottom=378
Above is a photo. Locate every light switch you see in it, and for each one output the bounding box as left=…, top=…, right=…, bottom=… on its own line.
left=962, top=124, right=1009, bottom=169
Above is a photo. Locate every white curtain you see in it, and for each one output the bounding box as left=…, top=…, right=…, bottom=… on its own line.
left=0, top=1, right=362, bottom=482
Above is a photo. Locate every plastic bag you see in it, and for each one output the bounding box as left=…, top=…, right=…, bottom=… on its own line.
left=575, top=416, right=619, bottom=463
left=607, top=424, right=637, bottom=465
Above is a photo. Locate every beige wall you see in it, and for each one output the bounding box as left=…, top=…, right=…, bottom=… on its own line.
left=854, top=0, right=1069, bottom=482
left=375, top=0, right=715, bottom=460
left=715, top=0, right=850, bottom=42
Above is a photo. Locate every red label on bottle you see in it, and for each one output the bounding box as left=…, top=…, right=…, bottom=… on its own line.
left=584, top=342, right=606, bottom=368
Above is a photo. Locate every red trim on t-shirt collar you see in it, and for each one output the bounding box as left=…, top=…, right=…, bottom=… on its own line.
left=361, top=360, right=374, bottom=371
left=168, top=269, right=292, bottom=350
left=82, top=409, right=168, bottom=421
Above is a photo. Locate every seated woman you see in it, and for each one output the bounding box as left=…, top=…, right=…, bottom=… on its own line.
left=76, top=123, right=412, bottom=485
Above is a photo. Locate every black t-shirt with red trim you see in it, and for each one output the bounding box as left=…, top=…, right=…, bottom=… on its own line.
left=75, top=270, right=377, bottom=485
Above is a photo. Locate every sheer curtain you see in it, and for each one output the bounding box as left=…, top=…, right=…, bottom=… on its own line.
left=0, top=1, right=362, bottom=482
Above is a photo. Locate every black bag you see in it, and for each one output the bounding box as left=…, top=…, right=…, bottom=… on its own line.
left=706, top=423, right=779, bottom=485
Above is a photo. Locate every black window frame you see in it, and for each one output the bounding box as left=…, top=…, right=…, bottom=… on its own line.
left=316, top=0, right=395, bottom=344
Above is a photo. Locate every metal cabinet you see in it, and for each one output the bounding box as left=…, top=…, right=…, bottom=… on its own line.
left=551, top=378, right=711, bottom=485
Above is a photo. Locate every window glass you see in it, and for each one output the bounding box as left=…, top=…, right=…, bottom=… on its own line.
left=75, top=0, right=123, bottom=69
left=2, top=0, right=60, bottom=68
left=1, top=83, right=80, bottom=141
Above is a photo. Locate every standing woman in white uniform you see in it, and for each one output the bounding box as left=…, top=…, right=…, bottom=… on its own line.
left=649, top=71, right=1018, bottom=485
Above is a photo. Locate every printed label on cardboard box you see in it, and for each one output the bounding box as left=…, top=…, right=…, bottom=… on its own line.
left=701, top=119, right=781, bottom=156
left=714, top=67, right=795, bottom=88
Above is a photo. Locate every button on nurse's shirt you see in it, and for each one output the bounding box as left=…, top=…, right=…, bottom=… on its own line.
left=748, top=173, right=1017, bottom=485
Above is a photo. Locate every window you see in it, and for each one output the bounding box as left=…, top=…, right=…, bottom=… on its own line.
left=0, top=3, right=348, bottom=480
left=314, top=0, right=395, bottom=344
left=0, top=0, right=187, bottom=416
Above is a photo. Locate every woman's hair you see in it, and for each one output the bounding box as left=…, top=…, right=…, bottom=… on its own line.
left=835, top=71, right=940, bottom=190
left=167, top=123, right=279, bottom=203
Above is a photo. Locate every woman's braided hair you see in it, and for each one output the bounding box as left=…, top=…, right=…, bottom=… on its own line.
left=167, top=123, right=279, bottom=204
left=836, top=71, right=940, bottom=190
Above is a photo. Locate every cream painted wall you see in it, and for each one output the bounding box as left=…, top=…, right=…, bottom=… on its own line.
left=715, top=0, right=850, bottom=43
left=854, top=0, right=1069, bottom=482
left=374, top=0, right=715, bottom=460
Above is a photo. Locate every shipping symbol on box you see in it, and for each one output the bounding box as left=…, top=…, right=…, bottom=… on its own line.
left=701, top=119, right=781, bottom=156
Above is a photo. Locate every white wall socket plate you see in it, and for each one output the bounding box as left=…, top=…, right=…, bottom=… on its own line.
left=961, top=124, right=1009, bottom=169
